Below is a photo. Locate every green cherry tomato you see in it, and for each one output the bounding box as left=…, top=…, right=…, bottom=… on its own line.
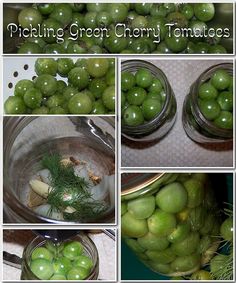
left=24, top=88, right=42, bottom=109
left=91, top=100, right=107, bottom=114
left=194, top=4, right=215, bottom=22
left=63, top=86, right=78, bottom=101
left=121, top=71, right=135, bottom=91
left=171, top=232, right=200, bottom=256
left=137, top=232, right=169, bottom=251
left=211, top=69, right=231, bottom=90
left=87, top=3, right=107, bottom=13
left=49, top=4, right=73, bottom=27
left=180, top=4, right=194, bottom=20
left=147, top=209, right=176, bottom=237
left=46, top=94, right=64, bottom=108
left=156, top=182, right=188, bottom=213
left=62, top=241, right=83, bottom=260
left=56, top=80, right=67, bottom=93
left=30, top=259, right=54, bottom=280
left=123, top=105, right=144, bottom=126
left=165, top=33, right=188, bottom=53
left=127, top=87, right=147, bottom=106
left=4, top=96, right=26, bottom=114
left=191, top=270, right=213, bottom=280
left=17, top=42, right=42, bottom=54
left=44, top=43, right=66, bottom=54
left=220, top=217, right=233, bottom=242
left=148, top=78, right=163, bottom=94
left=86, top=58, right=109, bottom=78
left=32, top=106, right=49, bottom=114
left=102, top=86, right=115, bottom=111
left=14, top=79, right=34, bottom=97
left=41, top=19, right=62, bottom=44
left=105, top=68, right=115, bottom=86
left=68, top=93, right=92, bottom=114
left=35, top=58, right=58, bottom=76
left=53, top=257, right=72, bottom=275
left=36, top=4, right=55, bottom=15
left=35, top=74, right=57, bottom=96
left=31, top=247, right=53, bottom=261
left=18, top=8, right=42, bottom=28
left=142, top=98, right=162, bottom=120
left=57, top=58, right=74, bottom=77
left=198, top=82, right=218, bottom=100
left=135, top=68, right=153, bottom=88
left=49, top=106, right=66, bottom=114
left=213, top=111, right=233, bottom=129
left=127, top=196, right=155, bottom=219
left=50, top=274, right=66, bottom=280
left=74, top=255, right=93, bottom=271
left=199, top=99, right=221, bottom=120
left=89, top=78, right=107, bottom=99
left=109, top=4, right=128, bottom=22
left=68, top=67, right=89, bottom=90
left=146, top=248, right=176, bottom=264
left=67, top=267, right=89, bottom=280
left=122, top=212, right=148, bottom=238
left=217, top=91, right=233, bottom=111
left=134, top=3, right=153, bottom=15
left=208, top=45, right=227, bottom=54
left=170, top=254, right=200, bottom=272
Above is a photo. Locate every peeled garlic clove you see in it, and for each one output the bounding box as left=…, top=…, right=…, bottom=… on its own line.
left=38, top=169, right=51, bottom=184
left=64, top=206, right=77, bottom=214
left=29, top=179, right=51, bottom=198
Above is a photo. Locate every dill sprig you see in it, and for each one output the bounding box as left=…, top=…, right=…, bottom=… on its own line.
left=41, top=153, right=107, bottom=222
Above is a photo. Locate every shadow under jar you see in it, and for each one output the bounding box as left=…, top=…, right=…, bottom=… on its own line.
left=121, top=173, right=221, bottom=277
left=182, top=63, right=233, bottom=143
left=121, top=60, right=177, bottom=142
left=3, top=116, right=115, bottom=224
left=21, top=233, right=99, bottom=280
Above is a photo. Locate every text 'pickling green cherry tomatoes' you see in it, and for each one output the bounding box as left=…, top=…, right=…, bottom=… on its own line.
left=5, top=57, right=115, bottom=115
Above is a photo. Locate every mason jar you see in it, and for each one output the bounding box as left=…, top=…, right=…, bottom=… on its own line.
left=21, top=232, right=99, bottom=280
left=182, top=63, right=233, bottom=143
left=3, top=116, right=115, bottom=223
left=121, top=173, right=221, bottom=277
left=121, top=60, right=177, bottom=142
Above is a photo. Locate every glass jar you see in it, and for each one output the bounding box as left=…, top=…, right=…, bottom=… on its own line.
left=182, top=63, right=233, bottom=143
left=4, top=116, right=115, bottom=224
left=121, top=173, right=220, bottom=277
left=121, top=60, right=177, bottom=142
left=21, top=232, right=99, bottom=280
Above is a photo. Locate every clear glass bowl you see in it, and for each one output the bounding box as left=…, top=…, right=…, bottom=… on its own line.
left=121, top=60, right=177, bottom=142
left=4, top=116, right=115, bottom=223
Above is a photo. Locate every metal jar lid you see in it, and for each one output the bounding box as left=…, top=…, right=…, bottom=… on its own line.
left=121, top=173, right=164, bottom=196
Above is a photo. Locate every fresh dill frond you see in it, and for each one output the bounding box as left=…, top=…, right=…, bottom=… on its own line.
left=41, top=153, right=107, bottom=222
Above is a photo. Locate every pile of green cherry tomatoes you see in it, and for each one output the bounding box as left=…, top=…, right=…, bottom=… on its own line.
left=121, top=67, right=166, bottom=126
left=29, top=240, right=94, bottom=280
left=4, top=58, right=115, bottom=114
left=8, top=3, right=230, bottom=54
left=198, top=68, right=233, bottom=130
